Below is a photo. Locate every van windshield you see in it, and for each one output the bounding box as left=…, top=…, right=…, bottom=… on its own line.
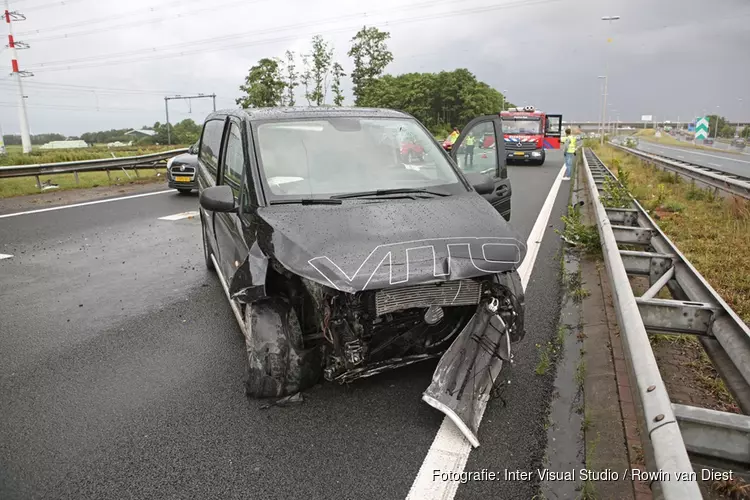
left=254, top=117, right=464, bottom=199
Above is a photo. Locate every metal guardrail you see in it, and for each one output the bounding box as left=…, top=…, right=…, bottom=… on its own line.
left=609, top=143, right=750, bottom=200
left=582, top=148, right=750, bottom=499
left=0, top=148, right=188, bottom=188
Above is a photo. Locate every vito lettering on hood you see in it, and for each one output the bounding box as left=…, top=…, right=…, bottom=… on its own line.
left=308, top=236, right=525, bottom=291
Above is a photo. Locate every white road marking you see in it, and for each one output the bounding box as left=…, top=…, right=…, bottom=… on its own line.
left=647, top=143, right=750, bottom=164
left=0, top=190, right=172, bottom=219
left=677, top=155, right=685, bottom=159
left=0, top=253, right=13, bottom=260
left=406, top=163, right=567, bottom=500
left=709, top=162, right=722, bottom=168
left=158, top=211, right=199, bottom=221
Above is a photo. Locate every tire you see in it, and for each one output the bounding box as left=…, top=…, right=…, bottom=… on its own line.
left=177, top=188, right=192, bottom=194
left=244, top=297, right=323, bottom=398
left=201, top=217, right=215, bottom=272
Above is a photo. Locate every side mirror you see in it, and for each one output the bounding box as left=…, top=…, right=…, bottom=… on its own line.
left=199, top=185, right=236, bottom=212
left=463, top=172, right=495, bottom=195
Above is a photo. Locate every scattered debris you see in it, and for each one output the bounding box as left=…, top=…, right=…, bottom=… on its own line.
left=259, top=392, right=304, bottom=409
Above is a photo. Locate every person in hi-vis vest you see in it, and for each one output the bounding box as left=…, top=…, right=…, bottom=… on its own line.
left=562, top=128, right=578, bottom=181
left=447, top=127, right=460, bottom=145
left=464, top=134, right=476, bottom=167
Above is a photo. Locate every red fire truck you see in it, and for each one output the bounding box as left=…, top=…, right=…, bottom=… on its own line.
left=498, top=106, right=562, bottom=165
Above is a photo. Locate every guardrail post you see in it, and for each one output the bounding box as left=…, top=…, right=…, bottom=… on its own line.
left=106, top=170, right=111, bottom=182
left=35, top=175, right=41, bottom=190
left=134, top=167, right=140, bottom=178
left=74, top=171, right=80, bottom=186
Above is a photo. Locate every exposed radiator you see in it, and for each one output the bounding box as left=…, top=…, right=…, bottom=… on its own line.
left=374, top=279, right=482, bottom=316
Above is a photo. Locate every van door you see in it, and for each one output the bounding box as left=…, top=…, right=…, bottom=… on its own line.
left=544, top=114, right=563, bottom=149
left=451, top=116, right=511, bottom=221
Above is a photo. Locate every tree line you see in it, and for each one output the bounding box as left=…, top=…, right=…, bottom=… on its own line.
left=234, top=26, right=513, bottom=136
left=2, top=118, right=202, bottom=148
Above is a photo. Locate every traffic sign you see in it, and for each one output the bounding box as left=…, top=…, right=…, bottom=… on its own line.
left=641, top=115, right=653, bottom=121
left=695, top=117, right=709, bottom=139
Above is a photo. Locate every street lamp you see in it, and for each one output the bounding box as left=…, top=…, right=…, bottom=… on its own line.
left=600, top=15, right=621, bottom=145
left=714, top=105, right=720, bottom=138
left=598, top=76, right=607, bottom=140
left=501, top=89, right=509, bottom=111
left=737, top=98, right=743, bottom=136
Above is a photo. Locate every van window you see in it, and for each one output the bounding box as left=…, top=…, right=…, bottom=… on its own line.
left=199, top=119, right=224, bottom=179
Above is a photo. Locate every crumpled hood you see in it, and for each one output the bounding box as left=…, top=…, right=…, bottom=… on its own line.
left=256, top=193, right=527, bottom=293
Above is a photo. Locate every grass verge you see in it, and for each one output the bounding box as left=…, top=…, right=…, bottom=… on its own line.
left=535, top=325, right=567, bottom=376
left=0, top=168, right=168, bottom=198
left=0, top=144, right=187, bottom=166
left=593, top=144, right=750, bottom=325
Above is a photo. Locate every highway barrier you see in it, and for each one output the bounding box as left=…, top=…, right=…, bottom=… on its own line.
left=609, top=143, right=750, bottom=200
left=582, top=148, right=750, bottom=499
left=0, top=148, right=188, bottom=189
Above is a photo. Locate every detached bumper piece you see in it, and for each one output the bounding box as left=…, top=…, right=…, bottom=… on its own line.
left=422, top=298, right=512, bottom=448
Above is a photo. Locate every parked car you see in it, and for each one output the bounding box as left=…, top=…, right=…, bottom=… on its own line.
left=703, top=138, right=715, bottom=146
left=196, top=107, right=524, bottom=446
left=167, top=142, right=198, bottom=194
left=731, top=137, right=746, bottom=149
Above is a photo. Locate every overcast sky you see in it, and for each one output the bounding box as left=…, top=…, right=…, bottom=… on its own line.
left=0, top=0, right=748, bottom=136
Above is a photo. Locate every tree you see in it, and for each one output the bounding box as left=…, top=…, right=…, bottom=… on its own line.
left=330, top=62, right=346, bottom=106
left=358, top=68, right=506, bottom=135
left=236, top=58, right=286, bottom=108
left=300, top=53, right=313, bottom=105
left=348, top=26, right=393, bottom=106
left=282, top=50, right=298, bottom=106
left=309, top=35, right=333, bottom=106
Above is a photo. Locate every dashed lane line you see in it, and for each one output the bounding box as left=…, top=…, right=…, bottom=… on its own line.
left=0, top=253, right=13, bottom=260
left=158, top=211, right=199, bottom=221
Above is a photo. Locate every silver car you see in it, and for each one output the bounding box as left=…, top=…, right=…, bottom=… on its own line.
left=167, top=142, right=198, bottom=194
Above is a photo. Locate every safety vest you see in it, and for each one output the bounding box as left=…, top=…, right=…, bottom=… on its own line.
left=466, top=135, right=475, bottom=146
left=448, top=131, right=459, bottom=144
left=566, top=135, right=577, bottom=154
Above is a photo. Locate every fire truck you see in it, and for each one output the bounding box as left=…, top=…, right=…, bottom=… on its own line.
left=498, top=106, right=562, bottom=166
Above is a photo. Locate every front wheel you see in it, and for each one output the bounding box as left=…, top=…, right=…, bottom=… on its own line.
left=201, top=217, right=215, bottom=272
left=244, top=297, right=323, bottom=398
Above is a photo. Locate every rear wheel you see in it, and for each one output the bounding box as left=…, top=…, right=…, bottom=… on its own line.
left=244, top=297, right=322, bottom=398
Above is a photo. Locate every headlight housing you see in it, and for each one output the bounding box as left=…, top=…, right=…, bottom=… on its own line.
left=531, top=151, right=541, bottom=157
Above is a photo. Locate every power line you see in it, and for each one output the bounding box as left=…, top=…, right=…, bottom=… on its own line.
left=22, top=0, right=90, bottom=13
left=0, top=79, right=200, bottom=95
left=29, top=0, right=560, bottom=72
left=16, top=0, right=204, bottom=36
left=23, top=0, right=266, bottom=42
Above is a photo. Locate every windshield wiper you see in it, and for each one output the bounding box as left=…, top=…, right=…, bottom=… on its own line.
left=269, top=198, right=343, bottom=205
left=331, top=188, right=450, bottom=199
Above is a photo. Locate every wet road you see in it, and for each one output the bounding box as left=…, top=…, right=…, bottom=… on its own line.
left=636, top=141, right=750, bottom=178
left=0, top=151, right=569, bottom=500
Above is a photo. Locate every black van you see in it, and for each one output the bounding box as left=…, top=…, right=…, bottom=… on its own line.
left=194, top=106, right=525, bottom=447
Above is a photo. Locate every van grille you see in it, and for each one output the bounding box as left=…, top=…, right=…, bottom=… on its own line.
left=374, top=280, right=482, bottom=316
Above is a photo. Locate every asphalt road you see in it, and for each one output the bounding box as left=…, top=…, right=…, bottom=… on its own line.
left=0, top=150, right=570, bottom=500
left=636, top=140, right=750, bottom=178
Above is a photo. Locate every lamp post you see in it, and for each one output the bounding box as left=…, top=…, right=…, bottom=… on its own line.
left=501, top=89, right=509, bottom=111
left=598, top=75, right=607, bottom=140
left=713, top=105, right=720, bottom=139
left=737, top=98, right=743, bottom=136
left=600, top=15, right=621, bottom=145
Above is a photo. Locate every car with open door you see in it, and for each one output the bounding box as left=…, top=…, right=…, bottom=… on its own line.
left=196, top=107, right=526, bottom=447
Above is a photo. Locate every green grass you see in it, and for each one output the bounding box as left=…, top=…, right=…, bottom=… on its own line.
left=0, top=168, right=168, bottom=198
left=535, top=326, right=568, bottom=376
left=593, top=144, right=750, bottom=324
left=0, top=143, right=188, bottom=167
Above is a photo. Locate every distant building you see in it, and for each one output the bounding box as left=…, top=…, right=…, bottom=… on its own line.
left=39, top=140, right=90, bottom=149
left=125, top=129, right=157, bottom=138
